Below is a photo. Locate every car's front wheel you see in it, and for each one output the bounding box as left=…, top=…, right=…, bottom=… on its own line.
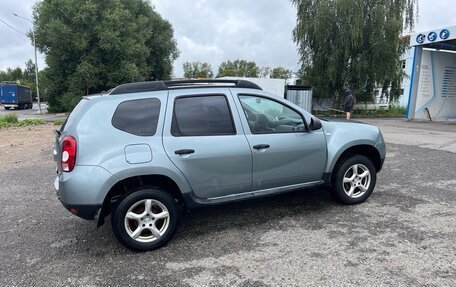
left=112, top=188, right=179, bottom=251
left=332, top=155, right=377, bottom=205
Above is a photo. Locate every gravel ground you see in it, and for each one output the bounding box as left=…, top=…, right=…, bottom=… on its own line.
left=0, top=119, right=455, bottom=286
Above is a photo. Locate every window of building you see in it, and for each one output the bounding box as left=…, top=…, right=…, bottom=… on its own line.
left=172, top=95, right=235, bottom=136
left=111, top=98, right=161, bottom=136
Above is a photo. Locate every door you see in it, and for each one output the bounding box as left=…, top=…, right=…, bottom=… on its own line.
left=236, top=94, right=327, bottom=191
left=162, top=90, right=252, bottom=199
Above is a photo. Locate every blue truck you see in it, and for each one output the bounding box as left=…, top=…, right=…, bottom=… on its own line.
left=0, top=83, right=33, bottom=110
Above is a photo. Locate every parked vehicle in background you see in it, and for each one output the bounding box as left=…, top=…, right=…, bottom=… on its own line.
left=0, top=83, right=33, bottom=110
left=53, top=80, right=386, bottom=251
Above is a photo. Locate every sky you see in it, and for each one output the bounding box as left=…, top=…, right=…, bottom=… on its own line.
left=0, top=0, right=455, bottom=77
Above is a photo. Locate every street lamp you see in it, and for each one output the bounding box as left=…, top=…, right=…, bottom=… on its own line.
left=12, top=13, right=42, bottom=114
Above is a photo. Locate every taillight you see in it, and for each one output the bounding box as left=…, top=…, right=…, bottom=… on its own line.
left=61, top=136, right=77, bottom=172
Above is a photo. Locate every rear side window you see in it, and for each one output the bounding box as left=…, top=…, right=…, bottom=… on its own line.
left=112, top=98, right=160, bottom=136
left=172, top=95, right=235, bottom=136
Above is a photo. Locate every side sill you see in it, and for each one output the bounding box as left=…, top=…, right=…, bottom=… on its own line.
left=183, top=181, right=323, bottom=208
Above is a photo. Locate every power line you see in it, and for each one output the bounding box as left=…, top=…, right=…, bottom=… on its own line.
left=0, top=17, right=27, bottom=36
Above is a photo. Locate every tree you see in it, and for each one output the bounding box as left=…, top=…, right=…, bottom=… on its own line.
left=23, top=59, right=36, bottom=83
left=4, top=67, right=23, bottom=81
left=259, top=66, right=271, bottom=78
left=217, top=59, right=259, bottom=78
left=291, top=0, right=417, bottom=104
left=183, top=62, right=214, bottom=78
left=32, top=0, right=179, bottom=112
left=270, top=67, right=293, bottom=80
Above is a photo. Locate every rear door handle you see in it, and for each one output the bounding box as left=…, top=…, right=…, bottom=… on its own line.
left=175, top=149, right=195, bottom=155
left=253, top=144, right=270, bottom=150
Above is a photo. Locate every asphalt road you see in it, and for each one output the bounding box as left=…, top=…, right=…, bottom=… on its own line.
left=0, top=103, right=65, bottom=122
left=0, top=103, right=48, bottom=116
left=0, top=118, right=455, bottom=286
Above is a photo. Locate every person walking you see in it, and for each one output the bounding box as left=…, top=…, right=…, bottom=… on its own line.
left=344, top=89, right=353, bottom=120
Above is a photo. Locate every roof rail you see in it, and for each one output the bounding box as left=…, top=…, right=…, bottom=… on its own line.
left=109, top=79, right=262, bottom=95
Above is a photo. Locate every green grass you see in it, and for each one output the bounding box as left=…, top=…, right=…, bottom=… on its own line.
left=53, top=119, right=64, bottom=126
left=0, top=113, right=18, bottom=124
left=0, top=114, right=46, bottom=128
left=359, top=105, right=406, bottom=117
left=16, top=119, right=47, bottom=126
left=315, top=105, right=406, bottom=118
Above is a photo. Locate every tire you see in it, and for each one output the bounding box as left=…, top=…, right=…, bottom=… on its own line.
left=4, top=107, right=10, bottom=110
left=112, top=188, right=179, bottom=251
left=331, top=155, right=377, bottom=205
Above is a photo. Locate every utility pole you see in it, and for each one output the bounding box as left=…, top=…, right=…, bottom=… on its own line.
left=12, top=13, right=42, bottom=114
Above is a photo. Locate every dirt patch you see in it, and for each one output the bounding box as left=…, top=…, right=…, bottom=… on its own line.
left=0, top=124, right=55, bottom=169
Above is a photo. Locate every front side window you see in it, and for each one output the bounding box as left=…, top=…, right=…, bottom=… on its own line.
left=172, top=95, right=235, bottom=136
left=239, top=95, right=305, bottom=134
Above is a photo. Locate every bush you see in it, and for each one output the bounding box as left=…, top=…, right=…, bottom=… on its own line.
left=0, top=113, right=18, bottom=124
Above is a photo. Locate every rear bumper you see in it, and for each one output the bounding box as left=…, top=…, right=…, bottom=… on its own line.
left=54, top=176, right=101, bottom=220
left=61, top=202, right=101, bottom=220
left=54, top=165, right=117, bottom=220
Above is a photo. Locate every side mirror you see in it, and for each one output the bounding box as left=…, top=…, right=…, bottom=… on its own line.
left=310, top=117, right=322, bottom=131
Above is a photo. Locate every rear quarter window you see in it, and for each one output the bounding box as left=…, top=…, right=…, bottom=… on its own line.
left=111, top=98, right=160, bottom=136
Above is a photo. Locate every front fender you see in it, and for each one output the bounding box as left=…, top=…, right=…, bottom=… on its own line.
left=322, top=120, right=385, bottom=173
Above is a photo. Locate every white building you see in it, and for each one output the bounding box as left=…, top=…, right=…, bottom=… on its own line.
left=405, top=25, right=456, bottom=121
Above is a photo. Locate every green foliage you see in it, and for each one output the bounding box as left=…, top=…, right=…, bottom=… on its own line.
left=53, top=119, right=64, bottom=126
left=183, top=62, right=214, bottom=79
left=374, top=105, right=406, bottom=116
left=0, top=122, right=12, bottom=128
left=32, top=0, right=179, bottom=112
left=315, top=105, right=406, bottom=117
left=270, top=67, right=293, bottom=80
left=16, top=119, right=47, bottom=126
left=217, top=59, right=260, bottom=77
left=257, top=66, right=293, bottom=80
left=0, top=113, right=18, bottom=124
left=0, top=114, right=46, bottom=128
left=259, top=66, right=272, bottom=78
left=23, top=60, right=36, bottom=83
left=292, top=0, right=417, bottom=104
left=0, top=67, right=22, bottom=83
left=341, top=105, right=406, bottom=116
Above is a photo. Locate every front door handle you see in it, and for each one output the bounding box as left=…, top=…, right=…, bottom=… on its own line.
left=253, top=144, right=270, bottom=150
left=175, top=149, right=195, bottom=155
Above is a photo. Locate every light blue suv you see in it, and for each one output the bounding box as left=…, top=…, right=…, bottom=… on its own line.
left=54, top=80, right=386, bottom=251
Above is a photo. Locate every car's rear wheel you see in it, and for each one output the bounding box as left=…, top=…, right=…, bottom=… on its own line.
left=331, top=155, right=377, bottom=205
left=112, top=188, right=178, bottom=251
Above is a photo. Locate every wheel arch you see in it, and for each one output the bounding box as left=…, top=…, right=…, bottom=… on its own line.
left=97, top=174, right=186, bottom=227
left=324, top=144, right=383, bottom=188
